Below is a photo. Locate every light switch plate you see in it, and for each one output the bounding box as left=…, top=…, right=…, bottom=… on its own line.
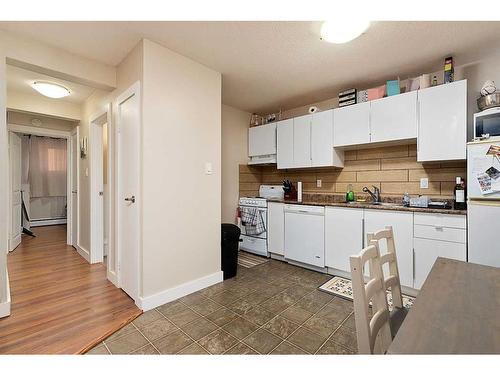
left=316, top=179, right=322, bottom=188
left=205, top=162, right=213, bottom=175
left=420, top=178, right=429, bottom=189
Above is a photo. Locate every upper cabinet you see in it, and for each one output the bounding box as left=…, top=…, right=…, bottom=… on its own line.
left=248, top=123, right=277, bottom=165
left=333, top=102, right=371, bottom=147
left=370, top=91, right=418, bottom=143
left=277, top=109, right=344, bottom=169
left=417, top=80, right=467, bottom=162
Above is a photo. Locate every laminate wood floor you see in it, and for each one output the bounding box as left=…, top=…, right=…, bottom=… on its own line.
left=0, top=225, right=141, bottom=354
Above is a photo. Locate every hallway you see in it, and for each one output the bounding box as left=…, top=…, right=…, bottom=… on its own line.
left=0, top=225, right=141, bottom=354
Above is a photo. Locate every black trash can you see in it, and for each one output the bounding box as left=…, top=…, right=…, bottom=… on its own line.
left=221, top=223, right=241, bottom=280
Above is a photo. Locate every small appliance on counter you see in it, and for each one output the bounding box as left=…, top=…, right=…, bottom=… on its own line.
left=406, top=195, right=452, bottom=209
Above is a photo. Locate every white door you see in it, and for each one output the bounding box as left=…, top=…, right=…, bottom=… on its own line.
left=333, top=102, right=371, bottom=147
left=311, top=109, right=334, bottom=167
left=284, top=205, right=325, bottom=267
left=363, top=209, right=414, bottom=288
left=9, top=132, right=22, bottom=251
left=90, top=122, right=104, bottom=263
left=418, top=80, right=467, bottom=162
left=370, top=91, right=418, bottom=143
left=277, top=119, right=294, bottom=169
left=293, top=114, right=312, bottom=168
left=468, top=201, right=500, bottom=267
left=248, top=123, right=277, bottom=157
left=325, top=207, right=364, bottom=273
left=116, top=83, right=141, bottom=301
left=267, top=202, right=284, bottom=256
left=71, top=131, right=78, bottom=247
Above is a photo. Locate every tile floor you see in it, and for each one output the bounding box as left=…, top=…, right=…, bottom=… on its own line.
left=87, top=260, right=358, bottom=355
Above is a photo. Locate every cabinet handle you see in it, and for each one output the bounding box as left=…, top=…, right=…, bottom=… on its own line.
left=361, top=218, right=365, bottom=247
left=412, top=248, right=416, bottom=283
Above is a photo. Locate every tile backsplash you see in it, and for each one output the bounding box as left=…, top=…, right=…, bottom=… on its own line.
left=239, top=144, right=466, bottom=200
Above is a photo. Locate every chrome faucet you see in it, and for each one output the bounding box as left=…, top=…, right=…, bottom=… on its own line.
left=363, top=186, right=381, bottom=203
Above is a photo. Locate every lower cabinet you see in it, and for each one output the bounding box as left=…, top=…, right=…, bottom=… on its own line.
left=363, top=210, right=414, bottom=288
left=267, top=202, right=284, bottom=256
left=325, top=207, right=364, bottom=273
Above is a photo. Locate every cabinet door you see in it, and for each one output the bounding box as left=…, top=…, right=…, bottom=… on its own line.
left=363, top=210, right=414, bottom=288
left=413, top=238, right=466, bottom=289
left=311, top=109, right=343, bottom=168
left=333, top=102, right=371, bottom=147
left=248, top=123, right=277, bottom=157
left=370, top=91, right=417, bottom=143
left=277, top=119, right=294, bottom=169
left=418, top=80, right=467, bottom=162
left=325, top=207, right=364, bottom=273
left=293, top=114, right=312, bottom=168
left=267, top=202, right=285, bottom=256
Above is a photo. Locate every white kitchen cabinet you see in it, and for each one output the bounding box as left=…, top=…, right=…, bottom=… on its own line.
left=370, top=91, right=417, bottom=143
left=248, top=123, right=277, bottom=157
left=325, top=207, right=364, bottom=273
left=267, top=202, right=285, bottom=256
left=293, top=114, right=312, bottom=168
left=277, top=119, right=294, bottom=169
left=413, top=238, right=466, bottom=289
left=284, top=205, right=325, bottom=267
left=417, top=80, right=467, bottom=162
left=363, top=209, right=414, bottom=288
left=311, top=109, right=344, bottom=168
left=333, top=101, right=371, bottom=147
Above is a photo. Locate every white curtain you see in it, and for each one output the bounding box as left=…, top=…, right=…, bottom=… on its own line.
left=29, top=136, right=67, bottom=198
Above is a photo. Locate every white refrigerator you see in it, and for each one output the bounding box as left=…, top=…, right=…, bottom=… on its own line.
left=467, top=139, right=500, bottom=267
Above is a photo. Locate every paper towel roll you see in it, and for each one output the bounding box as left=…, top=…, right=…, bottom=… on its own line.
left=297, top=181, right=303, bottom=202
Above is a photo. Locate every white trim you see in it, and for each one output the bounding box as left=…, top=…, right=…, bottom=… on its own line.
left=7, top=123, right=71, bottom=138
left=69, top=127, right=78, bottom=247
left=30, top=218, right=67, bottom=227
left=0, top=269, right=11, bottom=318
left=75, top=244, right=90, bottom=263
left=137, top=271, right=223, bottom=311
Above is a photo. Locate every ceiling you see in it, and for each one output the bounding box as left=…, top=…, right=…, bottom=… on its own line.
left=6, top=65, right=96, bottom=104
left=2, top=21, right=500, bottom=114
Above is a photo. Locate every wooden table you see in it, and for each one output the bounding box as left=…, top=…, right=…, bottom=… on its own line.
left=388, top=257, right=500, bottom=354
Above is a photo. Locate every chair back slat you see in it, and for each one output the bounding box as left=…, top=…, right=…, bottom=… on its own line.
left=367, top=226, right=403, bottom=309
left=350, top=241, right=392, bottom=354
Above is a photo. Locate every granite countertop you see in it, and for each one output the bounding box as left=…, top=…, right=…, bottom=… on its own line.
left=267, top=195, right=467, bottom=216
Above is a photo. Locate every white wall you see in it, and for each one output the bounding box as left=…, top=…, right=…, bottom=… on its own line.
left=141, top=39, right=222, bottom=298
left=221, top=104, right=250, bottom=223
left=7, top=91, right=82, bottom=120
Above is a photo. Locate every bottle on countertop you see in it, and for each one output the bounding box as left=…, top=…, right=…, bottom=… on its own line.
left=454, top=177, right=466, bottom=210
left=346, top=184, right=355, bottom=202
left=432, top=75, right=438, bottom=86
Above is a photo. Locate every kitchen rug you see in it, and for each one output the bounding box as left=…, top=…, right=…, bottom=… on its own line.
left=238, top=251, right=269, bottom=268
left=318, top=276, right=415, bottom=311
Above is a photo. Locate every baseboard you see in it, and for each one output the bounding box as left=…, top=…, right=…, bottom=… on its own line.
left=75, top=244, right=90, bottom=263
left=0, top=268, right=11, bottom=318
left=31, top=218, right=67, bottom=227
left=138, top=271, right=223, bottom=311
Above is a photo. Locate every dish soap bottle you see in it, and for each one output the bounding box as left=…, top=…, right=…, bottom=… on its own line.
left=346, top=184, right=355, bottom=202
left=454, top=177, right=466, bottom=210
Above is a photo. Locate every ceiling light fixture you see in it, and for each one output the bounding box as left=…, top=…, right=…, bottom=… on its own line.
left=31, top=81, right=71, bottom=98
left=320, top=20, right=370, bottom=44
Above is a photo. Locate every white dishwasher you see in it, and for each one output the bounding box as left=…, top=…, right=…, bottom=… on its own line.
left=284, top=204, right=325, bottom=267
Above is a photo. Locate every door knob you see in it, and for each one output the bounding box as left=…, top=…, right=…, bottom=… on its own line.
left=124, top=195, right=136, bottom=203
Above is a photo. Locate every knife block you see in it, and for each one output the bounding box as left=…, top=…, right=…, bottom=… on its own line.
left=284, top=188, right=297, bottom=201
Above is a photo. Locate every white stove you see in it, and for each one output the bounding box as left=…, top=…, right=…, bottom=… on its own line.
left=238, top=185, right=284, bottom=257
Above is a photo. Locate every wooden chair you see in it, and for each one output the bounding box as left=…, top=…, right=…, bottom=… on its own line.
left=350, top=241, right=392, bottom=354
left=367, top=226, right=408, bottom=337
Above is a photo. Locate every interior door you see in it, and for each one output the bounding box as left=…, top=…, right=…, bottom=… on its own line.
left=91, top=122, right=104, bottom=263
left=116, top=83, right=141, bottom=302
left=9, top=132, right=22, bottom=251
left=71, top=131, right=78, bottom=247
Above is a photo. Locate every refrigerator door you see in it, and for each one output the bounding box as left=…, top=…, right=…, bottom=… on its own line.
left=467, top=140, right=500, bottom=200
left=468, top=201, right=500, bottom=267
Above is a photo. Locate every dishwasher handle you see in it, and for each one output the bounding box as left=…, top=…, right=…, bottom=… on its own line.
left=284, top=206, right=325, bottom=216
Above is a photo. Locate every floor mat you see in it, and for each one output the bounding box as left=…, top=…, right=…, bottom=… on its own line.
left=237, top=250, right=269, bottom=268
left=318, top=276, right=415, bottom=311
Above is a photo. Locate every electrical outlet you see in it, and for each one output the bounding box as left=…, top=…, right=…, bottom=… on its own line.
left=316, top=179, right=322, bottom=188
left=420, top=178, right=429, bottom=189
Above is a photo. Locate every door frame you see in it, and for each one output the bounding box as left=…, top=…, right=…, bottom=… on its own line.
left=114, top=81, right=141, bottom=302
left=69, top=126, right=79, bottom=248
left=7, top=123, right=73, bottom=247
left=89, top=106, right=111, bottom=266
left=8, top=132, right=21, bottom=252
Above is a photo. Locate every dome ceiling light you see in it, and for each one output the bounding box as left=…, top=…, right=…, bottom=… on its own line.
left=320, top=20, right=371, bottom=44
left=31, top=81, right=71, bottom=99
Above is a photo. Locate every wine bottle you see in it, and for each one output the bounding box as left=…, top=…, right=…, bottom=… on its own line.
left=453, top=177, right=466, bottom=210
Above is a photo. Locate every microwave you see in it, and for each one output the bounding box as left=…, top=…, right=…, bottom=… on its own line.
left=474, top=107, right=500, bottom=139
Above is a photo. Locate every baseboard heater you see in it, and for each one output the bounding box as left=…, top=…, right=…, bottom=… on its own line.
left=30, top=218, right=67, bottom=227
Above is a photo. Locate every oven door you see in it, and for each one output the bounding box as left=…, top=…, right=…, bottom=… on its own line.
left=475, top=109, right=500, bottom=138
left=239, top=206, right=267, bottom=239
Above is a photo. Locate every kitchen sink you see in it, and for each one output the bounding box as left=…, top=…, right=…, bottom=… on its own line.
left=348, top=201, right=404, bottom=207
